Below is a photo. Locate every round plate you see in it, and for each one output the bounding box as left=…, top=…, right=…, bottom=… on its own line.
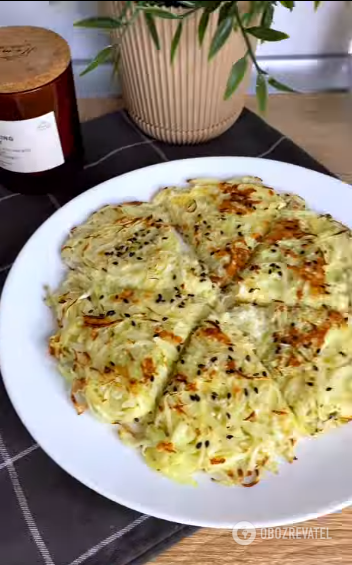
left=1, top=157, right=352, bottom=529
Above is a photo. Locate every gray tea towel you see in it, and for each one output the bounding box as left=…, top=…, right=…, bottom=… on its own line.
left=0, top=107, right=332, bottom=565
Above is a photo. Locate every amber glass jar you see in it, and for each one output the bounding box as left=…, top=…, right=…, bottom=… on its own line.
left=0, top=26, right=83, bottom=194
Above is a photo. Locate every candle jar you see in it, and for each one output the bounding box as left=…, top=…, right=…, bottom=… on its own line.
left=0, top=26, right=83, bottom=194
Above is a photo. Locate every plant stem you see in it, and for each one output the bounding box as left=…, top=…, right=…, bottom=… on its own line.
left=233, top=3, right=266, bottom=75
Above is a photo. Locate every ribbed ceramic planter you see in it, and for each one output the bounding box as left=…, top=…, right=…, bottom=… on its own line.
left=108, top=2, right=252, bottom=144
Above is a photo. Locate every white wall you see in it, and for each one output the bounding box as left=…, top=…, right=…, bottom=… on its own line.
left=0, top=0, right=351, bottom=96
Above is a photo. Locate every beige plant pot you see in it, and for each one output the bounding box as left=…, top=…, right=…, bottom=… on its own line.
left=108, top=2, right=252, bottom=144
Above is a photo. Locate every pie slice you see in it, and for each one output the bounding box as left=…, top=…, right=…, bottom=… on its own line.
left=48, top=285, right=212, bottom=424
left=153, top=177, right=297, bottom=287
left=227, top=210, right=352, bottom=311
left=60, top=201, right=217, bottom=300
left=230, top=303, right=352, bottom=435
left=136, top=312, right=299, bottom=486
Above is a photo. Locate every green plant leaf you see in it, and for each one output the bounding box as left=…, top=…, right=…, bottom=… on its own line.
left=80, top=46, right=112, bottom=76
left=74, top=17, right=124, bottom=29
left=218, top=2, right=233, bottom=24
left=208, top=16, right=233, bottom=60
left=247, top=26, right=289, bottom=41
left=268, top=76, right=296, bottom=92
left=314, top=0, right=322, bottom=9
left=224, top=55, right=248, bottom=100
left=171, top=21, right=183, bottom=62
left=138, top=6, right=183, bottom=19
left=261, top=3, right=274, bottom=29
left=279, top=1, right=295, bottom=8
left=256, top=73, right=268, bottom=113
left=198, top=10, right=210, bottom=45
left=144, top=12, right=160, bottom=50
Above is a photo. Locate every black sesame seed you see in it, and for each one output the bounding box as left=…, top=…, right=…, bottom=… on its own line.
left=134, top=417, right=139, bottom=422
left=226, top=369, right=235, bottom=374
left=313, top=365, right=318, bottom=371
left=226, top=412, right=231, bottom=419
left=107, top=310, right=115, bottom=316
left=205, top=440, right=210, bottom=448
left=246, top=355, right=251, bottom=362
left=173, top=386, right=177, bottom=392
left=211, top=392, right=218, bottom=400
left=316, top=348, right=321, bottom=354
left=228, top=355, right=233, bottom=361
left=226, top=434, right=234, bottom=439
left=123, top=298, right=129, bottom=304
left=88, top=309, right=93, bottom=314
left=268, top=270, right=272, bottom=274
left=227, top=392, right=231, bottom=399
left=244, top=388, right=249, bottom=397
left=137, top=257, right=143, bottom=261
left=196, top=442, right=202, bottom=449
left=181, top=360, right=185, bottom=364
left=262, top=371, right=267, bottom=377
left=197, top=369, right=201, bottom=375
left=125, top=313, right=131, bottom=318
left=177, top=345, right=181, bottom=352
left=129, top=252, right=135, bottom=257
left=99, top=295, right=104, bottom=300
left=110, top=361, right=115, bottom=366
left=113, top=261, right=118, bottom=265
left=340, top=351, right=347, bottom=357
left=228, top=346, right=234, bottom=352
left=132, top=321, right=136, bottom=327
left=326, top=386, right=332, bottom=391
left=254, top=387, right=259, bottom=394
left=150, top=376, right=155, bottom=382
left=307, top=382, right=314, bottom=386
left=211, top=356, right=218, bottom=363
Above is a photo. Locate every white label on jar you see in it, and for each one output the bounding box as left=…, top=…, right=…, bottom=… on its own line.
left=0, top=111, right=65, bottom=173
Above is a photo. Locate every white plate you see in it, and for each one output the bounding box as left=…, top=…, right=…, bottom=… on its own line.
left=1, top=157, right=352, bottom=529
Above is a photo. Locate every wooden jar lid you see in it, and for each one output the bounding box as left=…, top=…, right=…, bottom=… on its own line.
left=0, top=26, right=71, bottom=94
